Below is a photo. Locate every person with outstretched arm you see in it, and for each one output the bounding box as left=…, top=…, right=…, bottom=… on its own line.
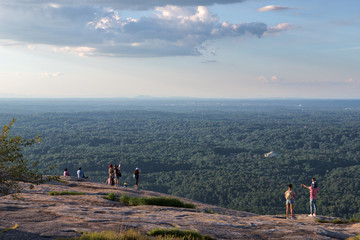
left=301, top=178, right=319, bottom=217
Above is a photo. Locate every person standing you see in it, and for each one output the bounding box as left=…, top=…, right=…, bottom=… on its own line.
left=301, top=178, right=319, bottom=217
left=106, top=164, right=114, bottom=185
left=285, top=184, right=296, bottom=220
left=114, top=165, right=121, bottom=186
left=133, top=168, right=141, bottom=189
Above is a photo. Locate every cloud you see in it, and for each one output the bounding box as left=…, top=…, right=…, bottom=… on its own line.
left=258, top=75, right=282, bottom=83
left=41, top=72, right=64, bottom=78
left=257, top=5, right=293, bottom=12
left=0, top=4, right=269, bottom=57
left=265, top=23, right=294, bottom=36
left=343, top=78, right=359, bottom=84
left=2, top=0, right=248, bottom=10
left=53, top=46, right=96, bottom=57
left=259, top=75, right=360, bottom=85
left=201, top=60, right=217, bottom=64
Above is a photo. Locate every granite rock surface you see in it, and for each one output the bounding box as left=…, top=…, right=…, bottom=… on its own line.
left=1, top=177, right=359, bottom=239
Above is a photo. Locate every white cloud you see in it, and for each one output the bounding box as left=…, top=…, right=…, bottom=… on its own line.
left=27, top=44, right=36, bottom=50
left=2, top=0, right=248, bottom=10
left=0, top=3, right=270, bottom=57
left=271, top=76, right=278, bottom=81
left=257, top=5, right=293, bottom=12
left=258, top=75, right=283, bottom=83
left=265, top=23, right=294, bottom=36
left=41, top=72, right=64, bottom=78
left=343, top=78, right=359, bottom=84
left=53, top=46, right=96, bottom=57
left=258, top=76, right=268, bottom=83
left=48, top=3, right=60, bottom=9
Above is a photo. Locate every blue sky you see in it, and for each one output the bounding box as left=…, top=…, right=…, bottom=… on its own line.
left=0, top=0, right=359, bottom=98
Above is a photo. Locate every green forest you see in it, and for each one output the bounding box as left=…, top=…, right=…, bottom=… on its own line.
left=1, top=99, right=360, bottom=219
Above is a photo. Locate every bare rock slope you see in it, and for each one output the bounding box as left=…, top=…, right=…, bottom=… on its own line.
left=1, top=177, right=359, bottom=239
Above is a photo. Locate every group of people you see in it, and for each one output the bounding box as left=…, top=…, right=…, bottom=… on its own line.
left=105, top=164, right=141, bottom=189
left=63, top=167, right=87, bottom=179
left=63, top=165, right=141, bottom=188
left=105, top=164, right=121, bottom=186
left=285, top=178, right=319, bottom=220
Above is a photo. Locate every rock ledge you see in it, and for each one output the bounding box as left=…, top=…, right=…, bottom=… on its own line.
left=1, top=177, right=359, bottom=239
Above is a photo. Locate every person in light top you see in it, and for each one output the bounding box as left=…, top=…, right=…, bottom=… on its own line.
left=285, top=184, right=296, bottom=220
left=77, top=167, right=87, bottom=180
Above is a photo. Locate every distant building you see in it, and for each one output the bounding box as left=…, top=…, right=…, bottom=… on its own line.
left=264, top=151, right=281, bottom=158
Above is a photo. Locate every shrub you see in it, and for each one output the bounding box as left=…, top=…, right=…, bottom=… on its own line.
left=348, top=234, right=360, bottom=240
left=104, top=192, right=117, bottom=201
left=117, top=195, right=195, bottom=208
left=331, top=218, right=348, bottom=224
left=49, top=191, right=85, bottom=196
left=119, top=194, right=130, bottom=204
left=148, top=228, right=215, bottom=240
left=205, top=208, right=215, bottom=214
left=349, top=218, right=360, bottom=223
left=0, top=119, right=43, bottom=195
left=315, top=219, right=329, bottom=223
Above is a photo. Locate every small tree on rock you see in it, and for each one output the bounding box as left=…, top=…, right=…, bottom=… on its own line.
left=0, top=119, right=42, bottom=195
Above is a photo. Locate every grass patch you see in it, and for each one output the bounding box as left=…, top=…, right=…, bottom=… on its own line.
left=0, top=224, right=19, bottom=238
left=148, top=228, right=214, bottom=240
left=348, top=234, right=360, bottom=240
left=205, top=208, right=215, bottom=214
left=57, top=229, right=148, bottom=240
left=104, top=192, right=117, bottom=201
left=315, top=219, right=330, bottom=223
left=349, top=218, right=360, bottom=223
left=46, top=175, right=67, bottom=183
left=118, top=195, right=195, bottom=209
left=57, top=229, right=213, bottom=240
left=315, top=218, right=349, bottom=224
left=49, top=191, right=85, bottom=196
left=331, top=218, right=348, bottom=224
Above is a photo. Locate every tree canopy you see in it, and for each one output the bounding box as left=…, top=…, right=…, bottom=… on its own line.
left=0, top=119, right=42, bottom=195
left=1, top=99, right=360, bottom=218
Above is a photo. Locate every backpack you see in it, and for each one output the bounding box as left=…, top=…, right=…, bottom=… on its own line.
left=285, top=190, right=293, bottom=200
left=116, top=168, right=121, bottom=177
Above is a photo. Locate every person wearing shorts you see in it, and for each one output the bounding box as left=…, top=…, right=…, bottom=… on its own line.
left=285, top=184, right=295, bottom=220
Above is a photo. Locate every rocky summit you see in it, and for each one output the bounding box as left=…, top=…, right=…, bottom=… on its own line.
left=1, top=177, right=359, bottom=240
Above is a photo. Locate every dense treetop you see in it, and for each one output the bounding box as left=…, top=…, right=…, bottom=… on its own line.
left=1, top=99, right=359, bottom=218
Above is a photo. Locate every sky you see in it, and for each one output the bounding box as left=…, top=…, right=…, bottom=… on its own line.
left=0, top=0, right=359, bottom=99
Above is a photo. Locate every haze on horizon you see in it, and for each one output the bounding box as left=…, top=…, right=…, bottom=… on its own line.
left=0, top=0, right=359, bottom=99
